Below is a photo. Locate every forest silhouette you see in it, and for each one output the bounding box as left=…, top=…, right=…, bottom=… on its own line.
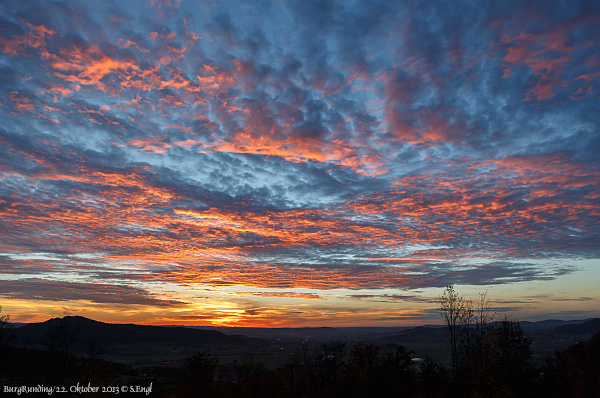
left=1, top=289, right=599, bottom=397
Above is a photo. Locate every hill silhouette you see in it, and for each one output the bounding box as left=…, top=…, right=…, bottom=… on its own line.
left=14, top=315, right=253, bottom=347
left=553, top=318, right=600, bottom=335
left=520, top=319, right=587, bottom=331
left=384, top=326, right=445, bottom=345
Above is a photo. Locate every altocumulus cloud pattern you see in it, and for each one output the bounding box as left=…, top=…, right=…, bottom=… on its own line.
left=0, top=0, right=599, bottom=326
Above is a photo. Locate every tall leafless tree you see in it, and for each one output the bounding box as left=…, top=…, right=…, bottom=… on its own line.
left=46, top=316, right=84, bottom=384
left=439, top=285, right=473, bottom=375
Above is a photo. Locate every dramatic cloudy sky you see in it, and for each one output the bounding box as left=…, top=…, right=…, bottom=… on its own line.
left=1, top=0, right=599, bottom=326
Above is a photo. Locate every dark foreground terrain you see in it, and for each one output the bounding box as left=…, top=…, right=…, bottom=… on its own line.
left=1, top=316, right=599, bottom=397
left=7, top=316, right=599, bottom=369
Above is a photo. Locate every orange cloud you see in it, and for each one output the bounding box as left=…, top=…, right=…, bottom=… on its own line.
left=499, top=16, right=600, bottom=101
left=52, top=44, right=140, bottom=92
left=0, top=23, right=53, bottom=56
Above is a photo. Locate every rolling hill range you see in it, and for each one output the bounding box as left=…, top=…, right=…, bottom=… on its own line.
left=10, top=316, right=600, bottom=368
left=14, top=315, right=252, bottom=346
left=553, top=318, right=600, bottom=334
left=12, top=316, right=262, bottom=367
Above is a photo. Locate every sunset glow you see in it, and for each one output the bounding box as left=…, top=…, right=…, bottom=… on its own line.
left=1, top=0, right=599, bottom=327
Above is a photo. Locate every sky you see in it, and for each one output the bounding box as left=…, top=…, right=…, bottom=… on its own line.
left=0, top=0, right=599, bottom=327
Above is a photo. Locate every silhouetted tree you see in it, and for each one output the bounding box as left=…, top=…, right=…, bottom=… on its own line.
left=180, top=351, right=218, bottom=398
left=316, top=340, right=347, bottom=396
left=490, top=315, right=533, bottom=396
left=343, top=342, right=381, bottom=397
left=539, top=327, right=600, bottom=398
left=440, top=288, right=535, bottom=397
left=45, top=316, right=84, bottom=357
left=235, top=356, right=269, bottom=397
left=0, top=306, right=15, bottom=373
left=282, top=340, right=315, bottom=398
left=0, top=306, right=15, bottom=349
left=416, top=355, right=446, bottom=398
left=340, top=342, right=417, bottom=398
left=439, top=285, right=472, bottom=376
left=379, top=345, right=415, bottom=397
left=462, top=292, right=496, bottom=396
left=45, top=316, right=84, bottom=384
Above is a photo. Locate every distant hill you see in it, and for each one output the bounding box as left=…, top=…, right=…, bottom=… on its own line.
left=14, top=316, right=253, bottom=348
left=187, top=325, right=347, bottom=340
left=383, top=326, right=446, bottom=345
left=10, top=316, right=600, bottom=369
left=520, top=319, right=588, bottom=331
left=553, top=318, right=600, bottom=335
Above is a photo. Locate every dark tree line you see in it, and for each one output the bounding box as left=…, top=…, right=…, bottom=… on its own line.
left=538, top=329, right=600, bottom=398
left=175, top=341, right=431, bottom=398
left=439, top=286, right=535, bottom=397
left=1, top=299, right=599, bottom=398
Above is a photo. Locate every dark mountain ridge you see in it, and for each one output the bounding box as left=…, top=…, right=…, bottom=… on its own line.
left=553, top=318, right=600, bottom=334
left=14, top=315, right=254, bottom=347
left=520, top=318, right=591, bottom=331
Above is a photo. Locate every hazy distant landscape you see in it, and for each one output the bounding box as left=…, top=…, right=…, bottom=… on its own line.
left=9, top=316, right=599, bottom=369
left=2, top=314, right=599, bottom=397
